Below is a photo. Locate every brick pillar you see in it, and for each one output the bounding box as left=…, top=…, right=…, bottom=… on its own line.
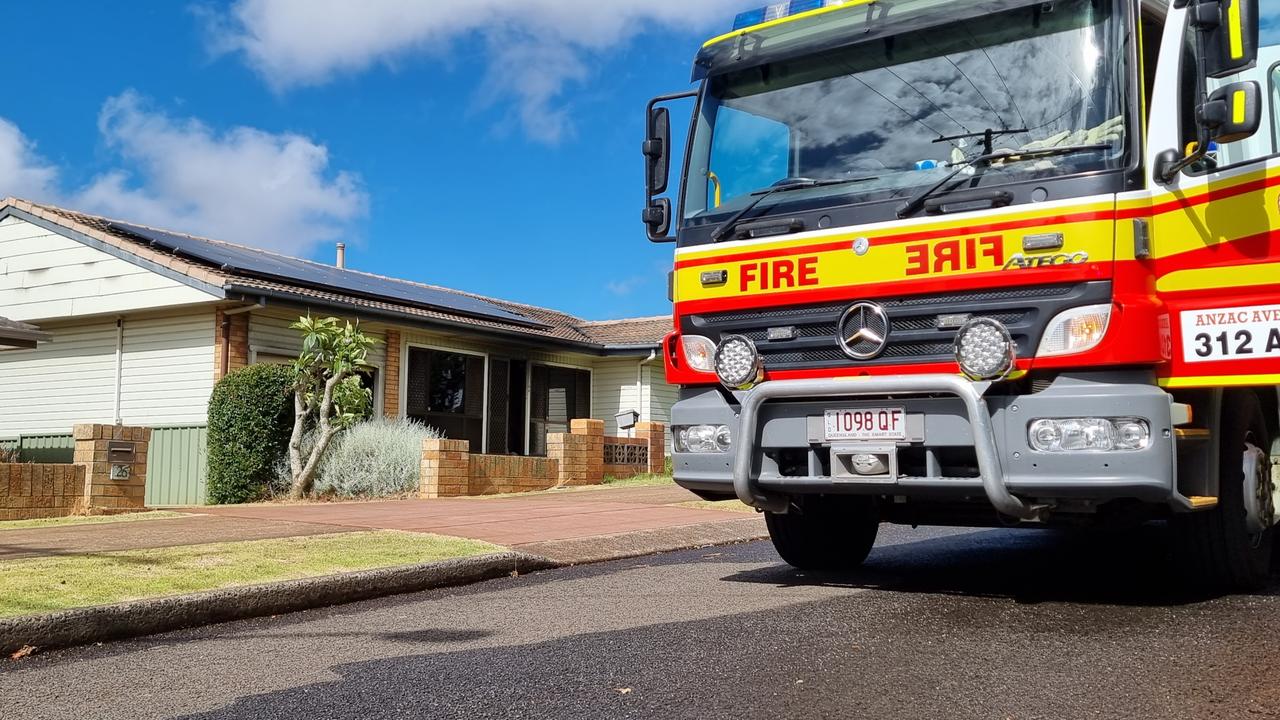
left=420, top=438, right=470, bottom=498
left=213, top=308, right=250, bottom=381
left=547, top=433, right=594, bottom=486
left=635, top=422, right=666, bottom=474
left=72, top=424, right=151, bottom=515
left=570, top=418, right=605, bottom=483
left=383, top=330, right=401, bottom=419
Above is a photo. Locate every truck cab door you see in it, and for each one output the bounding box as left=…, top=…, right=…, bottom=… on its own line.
left=1144, top=2, right=1279, bottom=389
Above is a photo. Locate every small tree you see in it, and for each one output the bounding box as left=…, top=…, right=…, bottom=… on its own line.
left=288, top=316, right=377, bottom=499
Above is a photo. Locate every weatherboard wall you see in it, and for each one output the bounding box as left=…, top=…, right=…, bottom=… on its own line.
left=591, top=358, right=643, bottom=436
left=0, top=309, right=216, bottom=436
left=0, top=216, right=216, bottom=323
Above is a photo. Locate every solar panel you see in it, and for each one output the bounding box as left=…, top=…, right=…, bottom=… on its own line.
left=107, top=222, right=547, bottom=329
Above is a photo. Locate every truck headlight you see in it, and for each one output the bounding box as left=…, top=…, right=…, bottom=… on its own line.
left=1038, top=304, right=1111, bottom=357
left=714, top=335, right=763, bottom=390
left=674, top=425, right=732, bottom=453
left=681, top=335, right=716, bottom=373
left=1028, top=418, right=1150, bottom=452
left=954, top=317, right=1015, bottom=380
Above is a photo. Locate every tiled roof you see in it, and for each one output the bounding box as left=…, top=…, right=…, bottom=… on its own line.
left=577, top=316, right=672, bottom=347
left=3, top=198, right=669, bottom=353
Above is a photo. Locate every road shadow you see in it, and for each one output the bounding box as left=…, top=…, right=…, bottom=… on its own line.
left=723, top=525, right=1280, bottom=606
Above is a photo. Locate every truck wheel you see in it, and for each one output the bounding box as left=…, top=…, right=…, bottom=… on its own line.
left=765, top=496, right=879, bottom=571
left=1173, top=390, right=1276, bottom=590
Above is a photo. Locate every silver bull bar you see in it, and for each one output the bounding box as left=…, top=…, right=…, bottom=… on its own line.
left=732, top=374, right=1041, bottom=520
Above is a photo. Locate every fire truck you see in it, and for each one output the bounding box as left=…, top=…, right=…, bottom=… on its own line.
left=642, top=0, right=1279, bottom=588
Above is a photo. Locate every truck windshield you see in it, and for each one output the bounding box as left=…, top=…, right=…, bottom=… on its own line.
left=681, top=0, right=1129, bottom=224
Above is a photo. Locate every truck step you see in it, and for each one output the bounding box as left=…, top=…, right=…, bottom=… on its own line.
left=1187, top=496, right=1219, bottom=509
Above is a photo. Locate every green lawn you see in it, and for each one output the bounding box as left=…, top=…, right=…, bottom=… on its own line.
left=0, top=531, right=501, bottom=618
left=0, top=510, right=187, bottom=532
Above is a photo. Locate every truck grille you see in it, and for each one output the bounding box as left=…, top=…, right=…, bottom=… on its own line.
left=683, top=281, right=1112, bottom=371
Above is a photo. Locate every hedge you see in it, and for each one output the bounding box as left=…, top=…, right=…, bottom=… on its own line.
left=206, top=364, right=296, bottom=504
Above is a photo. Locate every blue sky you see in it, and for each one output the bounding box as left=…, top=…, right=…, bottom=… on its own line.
left=0, top=1, right=747, bottom=320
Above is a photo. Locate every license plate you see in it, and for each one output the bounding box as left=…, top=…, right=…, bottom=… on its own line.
left=824, top=407, right=906, bottom=441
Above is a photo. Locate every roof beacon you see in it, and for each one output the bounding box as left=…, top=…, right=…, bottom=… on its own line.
left=732, top=0, right=850, bottom=31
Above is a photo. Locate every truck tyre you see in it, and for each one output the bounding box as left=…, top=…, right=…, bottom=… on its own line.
left=1172, top=390, right=1276, bottom=591
left=765, top=496, right=879, bottom=571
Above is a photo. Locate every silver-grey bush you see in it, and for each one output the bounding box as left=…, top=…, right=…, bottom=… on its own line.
left=308, top=418, right=442, bottom=498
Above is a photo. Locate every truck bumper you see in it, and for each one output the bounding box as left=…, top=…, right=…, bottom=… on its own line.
left=671, top=372, right=1178, bottom=520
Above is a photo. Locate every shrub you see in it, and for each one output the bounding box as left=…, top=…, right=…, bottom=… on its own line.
left=312, top=418, right=441, bottom=498
left=206, top=364, right=296, bottom=504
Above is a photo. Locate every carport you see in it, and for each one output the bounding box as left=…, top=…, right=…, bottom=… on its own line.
left=0, top=316, right=48, bottom=350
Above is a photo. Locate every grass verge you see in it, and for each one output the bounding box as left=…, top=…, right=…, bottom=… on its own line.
left=0, top=531, right=500, bottom=618
left=601, top=473, right=675, bottom=488
left=0, top=511, right=187, bottom=532
left=675, top=499, right=756, bottom=513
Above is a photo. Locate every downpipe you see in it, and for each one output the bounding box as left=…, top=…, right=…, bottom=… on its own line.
left=730, top=374, right=1041, bottom=521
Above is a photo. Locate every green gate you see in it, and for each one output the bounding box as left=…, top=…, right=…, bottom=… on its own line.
left=145, top=426, right=208, bottom=506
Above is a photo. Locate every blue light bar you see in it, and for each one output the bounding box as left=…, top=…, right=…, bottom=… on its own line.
left=732, top=0, right=846, bottom=30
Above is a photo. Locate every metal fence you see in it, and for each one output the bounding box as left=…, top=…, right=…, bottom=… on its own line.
left=145, top=425, right=208, bottom=507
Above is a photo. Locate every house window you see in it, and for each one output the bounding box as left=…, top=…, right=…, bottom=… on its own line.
left=407, top=348, right=485, bottom=450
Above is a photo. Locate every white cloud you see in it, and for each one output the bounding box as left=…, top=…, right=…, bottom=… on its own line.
left=0, top=92, right=366, bottom=256
left=208, top=0, right=744, bottom=142
left=0, top=118, right=61, bottom=201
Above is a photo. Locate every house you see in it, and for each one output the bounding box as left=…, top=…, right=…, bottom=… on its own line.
left=0, top=197, right=675, bottom=503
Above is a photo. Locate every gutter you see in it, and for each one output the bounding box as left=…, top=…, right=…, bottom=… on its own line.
left=226, top=285, right=662, bottom=358
left=635, top=349, right=658, bottom=432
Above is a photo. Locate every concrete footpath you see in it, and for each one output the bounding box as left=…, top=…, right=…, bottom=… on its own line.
left=0, top=485, right=766, bottom=565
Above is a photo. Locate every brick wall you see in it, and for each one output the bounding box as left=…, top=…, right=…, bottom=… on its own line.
left=73, top=424, right=151, bottom=514
left=467, top=454, right=559, bottom=495
left=0, top=423, right=152, bottom=520
left=418, top=422, right=667, bottom=498
left=0, top=463, right=86, bottom=520
left=546, top=433, right=593, bottom=486
left=383, top=329, right=401, bottom=419
left=602, top=436, right=649, bottom=478
left=419, top=439, right=471, bottom=498
left=214, top=308, right=250, bottom=381
left=635, top=422, right=667, bottom=474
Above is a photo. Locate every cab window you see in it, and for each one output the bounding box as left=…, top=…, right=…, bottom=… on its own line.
left=705, top=106, right=791, bottom=210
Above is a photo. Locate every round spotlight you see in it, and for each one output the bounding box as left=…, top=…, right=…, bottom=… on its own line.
left=714, top=334, right=763, bottom=390
left=954, top=317, right=1015, bottom=380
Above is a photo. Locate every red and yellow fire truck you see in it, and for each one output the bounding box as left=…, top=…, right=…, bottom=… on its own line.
left=643, top=0, right=1278, bottom=587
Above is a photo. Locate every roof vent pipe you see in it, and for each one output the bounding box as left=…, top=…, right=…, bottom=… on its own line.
left=336, top=243, right=346, bottom=269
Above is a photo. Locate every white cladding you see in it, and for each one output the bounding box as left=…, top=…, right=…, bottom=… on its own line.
left=592, top=358, right=643, bottom=436
left=0, top=312, right=216, bottom=435
left=0, top=216, right=215, bottom=322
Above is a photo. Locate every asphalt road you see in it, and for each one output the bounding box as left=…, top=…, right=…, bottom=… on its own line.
left=4, top=524, right=1278, bottom=720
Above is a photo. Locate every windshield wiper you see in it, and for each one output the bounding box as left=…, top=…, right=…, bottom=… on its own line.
left=710, top=176, right=878, bottom=242
left=896, top=143, right=1115, bottom=219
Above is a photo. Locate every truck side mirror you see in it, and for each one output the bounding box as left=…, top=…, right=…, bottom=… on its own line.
left=1199, top=81, right=1262, bottom=143
left=641, top=90, right=696, bottom=242
left=644, top=106, right=671, bottom=196
left=1191, top=0, right=1260, bottom=79
left=642, top=198, right=672, bottom=239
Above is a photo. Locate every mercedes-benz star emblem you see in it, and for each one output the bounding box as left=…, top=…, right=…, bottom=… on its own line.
left=837, top=302, right=891, bottom=360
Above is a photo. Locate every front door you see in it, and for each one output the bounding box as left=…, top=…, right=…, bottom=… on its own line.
left=528, top=365, right=591, bottom=456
